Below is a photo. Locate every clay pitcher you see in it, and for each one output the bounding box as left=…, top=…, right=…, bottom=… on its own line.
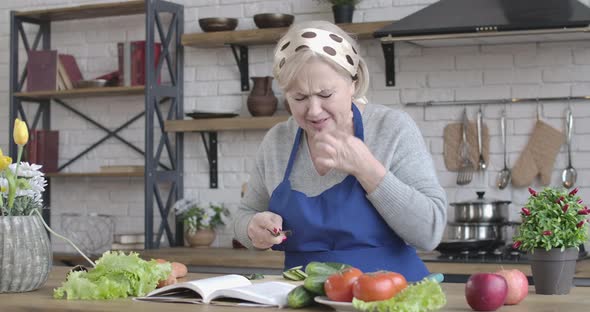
left=247, top=76, right=278, bottom=116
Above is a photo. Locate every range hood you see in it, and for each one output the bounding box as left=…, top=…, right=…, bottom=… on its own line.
left=375, top=0, right=590, bottom=39
left=375, top=0, right=590, bottom=86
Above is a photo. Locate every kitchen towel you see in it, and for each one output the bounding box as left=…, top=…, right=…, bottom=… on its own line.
left=443, top=122, right=489, bottom=172
left=511, top=120, right=564, bottom=187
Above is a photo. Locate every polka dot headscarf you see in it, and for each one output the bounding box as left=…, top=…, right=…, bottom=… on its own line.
left=273, top=28, right=360, bottom=80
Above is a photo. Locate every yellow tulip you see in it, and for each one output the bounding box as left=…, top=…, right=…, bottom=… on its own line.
left=13, top=118, right=29, bottom=146
left=0, top=148, right=12, bottom=171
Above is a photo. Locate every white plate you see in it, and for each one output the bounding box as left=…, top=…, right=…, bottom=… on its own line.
left=314, top=296, right=356, bottom=312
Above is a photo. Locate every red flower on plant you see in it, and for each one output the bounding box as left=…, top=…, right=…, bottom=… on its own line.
left=577, top=220, right=587, bottom=228
left=569, top=188, right=579, bottom=196
left=562, top=204, right=569, bottom=213
left=543, top=230, right=552, bottom=236
left=528, top=187, right=537, bottom=196
left=521, top=207, right=531, bottom=216
left=512, top=241, right=522, bottom=249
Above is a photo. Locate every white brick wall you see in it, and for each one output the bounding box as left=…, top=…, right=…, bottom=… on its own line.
left=1, top=0, right=590, bottom=251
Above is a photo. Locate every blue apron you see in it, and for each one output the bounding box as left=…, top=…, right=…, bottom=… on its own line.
left=269, top=104, right=429, bottom=282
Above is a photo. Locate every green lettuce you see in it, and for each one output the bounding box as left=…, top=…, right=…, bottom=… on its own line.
left=353, top=279, right=446, bottom=312
left=54, top=251, right=171, bottom=300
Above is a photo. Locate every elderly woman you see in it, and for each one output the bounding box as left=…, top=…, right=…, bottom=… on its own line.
left=233, top=21, right=447, bottom=281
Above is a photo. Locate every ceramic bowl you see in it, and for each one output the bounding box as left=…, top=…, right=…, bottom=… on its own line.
left=199, top=17, right=238, bottom=32
left=253, top=13, right=294, bottom=29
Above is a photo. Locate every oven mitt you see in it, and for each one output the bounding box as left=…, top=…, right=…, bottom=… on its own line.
left=512, top=120, right=564, bottom=187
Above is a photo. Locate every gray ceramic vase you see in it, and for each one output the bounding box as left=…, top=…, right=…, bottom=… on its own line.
left=0, top=215, right=52, bottom=293
left=529, top=247, right=578, bottom=295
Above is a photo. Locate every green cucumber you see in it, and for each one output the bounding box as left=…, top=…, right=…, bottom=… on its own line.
left=287, top=285, right=315, bottom=308
left=304, top=261, right=340, bottom=276
left=283, top=270, right=302, bottom=281
left=303, top=274, right=330, bottom=295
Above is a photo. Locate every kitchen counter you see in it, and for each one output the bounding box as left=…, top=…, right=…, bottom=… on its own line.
left=2, top=266, right=590, bottom=311
left=54, top=247, right=590, bottom=281
left=54, top=247, right=590, bottom=287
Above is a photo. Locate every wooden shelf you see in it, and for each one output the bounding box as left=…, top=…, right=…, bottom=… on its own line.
left=14, top=86, right=145, bottom=100
left=182, top=21, right=392, bottom=48
left=14, top=0, right=145, bottom=21
left=165, top=116, right=289, bottom=132
left=46, top=171, right=144, bottom=178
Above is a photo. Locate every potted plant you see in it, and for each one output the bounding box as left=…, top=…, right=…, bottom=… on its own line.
left=174, top=199, right=230, bottom=248
left=0, top=119, right=51, bottom=293
left=512, top=187, right=589, bottom=295
left=320, top=0, right=362, bottom=24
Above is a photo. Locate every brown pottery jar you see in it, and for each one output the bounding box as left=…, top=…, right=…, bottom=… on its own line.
left=247, top=76, right=278, bottom=117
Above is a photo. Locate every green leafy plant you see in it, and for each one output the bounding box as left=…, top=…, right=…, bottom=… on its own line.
left=512, top=187, right=589, bottom=252
left=174, top=199, right=230, bottom=231
left=1, top=119, right=46, bottom=217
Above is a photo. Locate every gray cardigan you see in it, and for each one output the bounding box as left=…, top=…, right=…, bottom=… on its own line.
left=233, top=103, right=447, bottom=251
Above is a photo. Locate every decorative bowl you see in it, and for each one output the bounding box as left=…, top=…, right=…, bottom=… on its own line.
left=253, top=13, right=294, bottom=29
left=198, top=17, right=238, bottom=32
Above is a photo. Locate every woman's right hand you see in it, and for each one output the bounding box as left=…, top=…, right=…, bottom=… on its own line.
left=247, top=211, right=286, bottom=249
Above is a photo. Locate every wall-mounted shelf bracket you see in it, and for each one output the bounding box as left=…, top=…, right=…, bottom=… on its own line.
left=200, top=132, right=218, bottom=188
left=230, top=44, right=249, bottom=91
left=381, top=42, right=395, bottom=86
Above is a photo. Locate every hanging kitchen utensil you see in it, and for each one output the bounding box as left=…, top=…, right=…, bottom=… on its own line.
left=496, top=110, right=511, bottom=189
left=476, top=107, right=486, bottom=170
left=457, top=108, right=474, bottom=185
left=562, top=107, right=577, bottom=188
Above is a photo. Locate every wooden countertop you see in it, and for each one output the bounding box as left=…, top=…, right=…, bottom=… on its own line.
left=2, top=266, right=590, bottom=311
left=54, top=247, right=590, bottom=279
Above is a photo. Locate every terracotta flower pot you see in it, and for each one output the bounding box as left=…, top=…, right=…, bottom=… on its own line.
left=185, top=228, right=216, bottom=248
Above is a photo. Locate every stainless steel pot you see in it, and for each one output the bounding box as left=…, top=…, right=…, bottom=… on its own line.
left=444, top=222, right=504, bottom=241
left=451, top=191, right=511, bottom=222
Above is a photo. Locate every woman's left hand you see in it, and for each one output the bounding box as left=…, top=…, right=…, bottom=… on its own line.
left=311, top=130, right=386, bottom=193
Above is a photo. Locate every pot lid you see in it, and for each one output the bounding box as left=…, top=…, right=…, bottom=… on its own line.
left=451, top=191, right=511, bottom=205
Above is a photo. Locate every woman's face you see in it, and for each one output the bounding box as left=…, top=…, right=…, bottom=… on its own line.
left=285, top=59, right=356, bottom=138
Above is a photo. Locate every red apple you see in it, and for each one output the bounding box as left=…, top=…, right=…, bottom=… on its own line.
left=494, top=269, right=528, bottom=305
left=465, top=273, right=508, bottom=311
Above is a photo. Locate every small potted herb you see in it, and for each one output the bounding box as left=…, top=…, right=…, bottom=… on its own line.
left=319, top=0, right=362, bottom=24
left=174, top=199, right=230, bottom=247
left=512, top=187, right=589, bottom=294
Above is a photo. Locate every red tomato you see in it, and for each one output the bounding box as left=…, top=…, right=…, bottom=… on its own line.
left=352, top=271, right=408, bottom=302
left=324, top=267, right=363, bottom=302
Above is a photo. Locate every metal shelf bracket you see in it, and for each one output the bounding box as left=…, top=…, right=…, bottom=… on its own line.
left=200, top=132, right=218, bottom=188
left=230, top=44, right=249, bottom=91
left=381, top=42, right=396, bottom=86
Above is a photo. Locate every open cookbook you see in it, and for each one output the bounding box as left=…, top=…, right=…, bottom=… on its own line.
left=135, top=274, right=296, bottom=308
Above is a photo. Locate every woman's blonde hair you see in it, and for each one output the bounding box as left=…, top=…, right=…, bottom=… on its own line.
left=272, top=21, right=369, bottom=105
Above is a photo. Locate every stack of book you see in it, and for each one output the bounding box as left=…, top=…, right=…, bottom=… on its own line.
left=112, top=233, right=145, bottom=251
left=26, top=50, right=83, bottom=91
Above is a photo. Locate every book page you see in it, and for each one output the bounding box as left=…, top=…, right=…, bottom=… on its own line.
left=208, top=281, right=296, bottom=308
left=143, top=274, right=251, bottom=301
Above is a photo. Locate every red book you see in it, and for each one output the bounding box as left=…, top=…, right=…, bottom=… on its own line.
left=36, top=130, right=59, bottom=173
left=27, top=50, right=58, bottom=92
left=118, top=41, right=162, bottom=86
left=25, top=130, right=40, bottom=164
left=58, top=54, right=83, bottom=88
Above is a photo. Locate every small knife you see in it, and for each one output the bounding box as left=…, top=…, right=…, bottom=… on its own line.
left=267, top=228, right=292, bottom=237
